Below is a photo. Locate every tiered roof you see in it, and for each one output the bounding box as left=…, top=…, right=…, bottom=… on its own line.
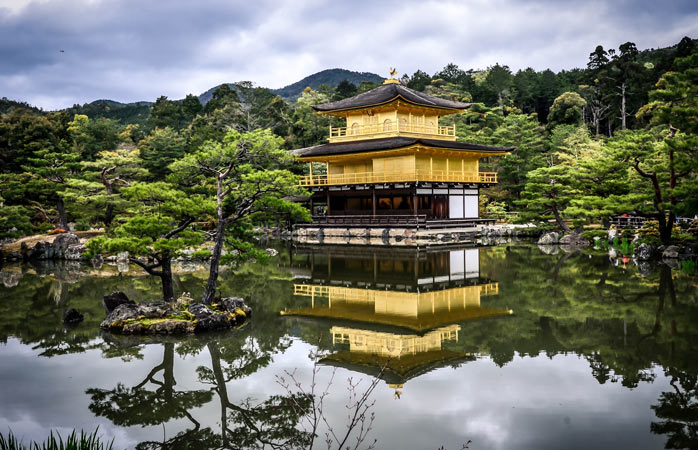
left=291, top=136, right=514, bottom=158
left=312, top=82, right=471, bottom=113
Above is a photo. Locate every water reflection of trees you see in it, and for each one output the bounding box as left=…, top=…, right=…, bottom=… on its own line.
left=651, top=368, right=698, bottom=449
left=288, top=245, right=698, bottom=448
left=2, top=246, right=697, bottom=448
left=87, top=342, right=215, bottom=448
left=87, top=326, right=311, bottom=448
left=474, top=247, right=698, bottom=383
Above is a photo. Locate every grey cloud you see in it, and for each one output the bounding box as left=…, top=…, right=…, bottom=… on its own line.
left=0, top=0, right=696, bottom=109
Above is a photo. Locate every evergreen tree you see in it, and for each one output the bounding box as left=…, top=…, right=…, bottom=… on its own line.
left=64, top=144, right=148, bottom=227
left=333, top=80, right=358, bottom=100
left=288, top=87, right=330, bottom=148
left=148, top=96, right=185, bottom=130
left=87, top=182, right=209, bottom=301
left=170, top=128, right=308, bottom=304
left=19, top=138, right=81, bottom=229
left=547, top=92, right=586, bottom=130
left=404, top=69, right=432, bottom=91
left=138, top=127, right=187, bottom=180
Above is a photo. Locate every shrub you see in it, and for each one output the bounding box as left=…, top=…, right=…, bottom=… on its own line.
left=74, top=220, right=91, bottom=231
left=580, top=229, right=607, bottom=240
left=639, top=236, right=661, bottom=247
left=639, top=220, right=660, bottom=241
left=484, top=201, right=508, bottom=222
left=0, top=206, right=34, bottom=240
left=672, top=229, right=698, bottom=243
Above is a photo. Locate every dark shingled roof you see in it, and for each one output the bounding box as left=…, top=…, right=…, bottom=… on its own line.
left=312, top=83, right=471, bottom=112
left=291, top=137, right=514, bottom=158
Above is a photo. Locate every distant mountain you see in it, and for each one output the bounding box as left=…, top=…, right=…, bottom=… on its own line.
left=0, top=97, right=44, bottom=115
left=197, top=83, right=243, bottom=106
left=197, top=69, right=384, bottom=105
left=89, top=99, right=153, bottom=107
left=270, top=68, right=384, bottom=101
left=65, top=99, right=153, bottom=125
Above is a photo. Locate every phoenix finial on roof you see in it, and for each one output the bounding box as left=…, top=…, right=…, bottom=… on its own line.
left=389, top=67, right=398, bottom=79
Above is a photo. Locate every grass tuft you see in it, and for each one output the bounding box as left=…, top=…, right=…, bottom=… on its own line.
left=0, top=428, right=114, bottom=450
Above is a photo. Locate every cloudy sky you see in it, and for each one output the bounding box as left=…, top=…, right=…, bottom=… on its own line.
left=1, top=0, right=696, bottom=110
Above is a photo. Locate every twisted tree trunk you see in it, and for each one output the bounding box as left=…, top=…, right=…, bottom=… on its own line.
left=202, top=176, right=226, bottom=304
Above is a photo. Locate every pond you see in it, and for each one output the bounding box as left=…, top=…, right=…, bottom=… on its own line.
left=0, top=243, right=696, bottom=450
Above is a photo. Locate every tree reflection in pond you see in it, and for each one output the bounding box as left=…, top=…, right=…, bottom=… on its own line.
left=651, top=368, right=698, bottom=449
left=87, top=342, right=215, bottom=448
left=1, top=244, right=697, bottom=449
left=86, top=333, right=312, bottom=449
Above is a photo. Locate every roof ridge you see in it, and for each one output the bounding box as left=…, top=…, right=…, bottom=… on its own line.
left=312, top=82, right=471, bottom=112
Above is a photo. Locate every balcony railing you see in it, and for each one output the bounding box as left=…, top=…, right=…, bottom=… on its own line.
left=329, top=123, right=455, bottom=142
left=293, top=282, right=500, bottom=299
left=298, top=170, right=498, bottom=186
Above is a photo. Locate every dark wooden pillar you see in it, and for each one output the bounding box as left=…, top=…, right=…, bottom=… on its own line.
left=326, top=190, right=331, bottom=215
left=413, top=187, right=418, bottom=217
left=373, top=252, right=377, bottom=282
left=309, top=197, right=314, bottom=217
left=372, top=188, right=376, bottom=217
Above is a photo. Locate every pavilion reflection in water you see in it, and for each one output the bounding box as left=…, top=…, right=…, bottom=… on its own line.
left=283, top=246, right=512, bottom=396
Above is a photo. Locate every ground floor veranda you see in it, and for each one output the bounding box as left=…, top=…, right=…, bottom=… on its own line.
left=298, top=183, right=493, bottom=229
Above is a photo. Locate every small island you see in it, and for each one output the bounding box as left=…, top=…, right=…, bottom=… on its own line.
left=100, top=291, right=251, bottom=335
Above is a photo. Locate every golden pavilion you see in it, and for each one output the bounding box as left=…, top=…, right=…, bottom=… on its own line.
left=291, top=73, right=513, bottom=229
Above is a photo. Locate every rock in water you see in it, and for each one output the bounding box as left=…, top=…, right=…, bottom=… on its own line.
left=138, top=302, right=174, bottom=318
left=188, top=303, right=231, bottom=332
left=62, top=308, right=84, bottom=324
left=91, top=255, right=103, bottom=269
left=29, top=241, right=54, bottom=260
left=103, top=291, right=135, bottom=314
left=221, top=297, right=252, bottom=317
left=635, top=243, right=653, bottom=261
left=662, top=245, right=680, bottom=259
left=53, top=233, right=79, bottom=258
left=537, top=232, right=560, bottom=245
left=559, top=233, right=589, bottom=247
left=101, top=303, right=141, bottom=327
left=65, top=244, right=85, bottom=260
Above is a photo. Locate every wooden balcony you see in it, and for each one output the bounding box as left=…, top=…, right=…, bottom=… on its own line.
left=329, top=123, right=456, bottom=143
left=298, top=170, right=498, bottom=186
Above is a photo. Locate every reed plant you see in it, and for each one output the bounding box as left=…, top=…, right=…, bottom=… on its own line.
left=0, top=429, right=113, bottom=450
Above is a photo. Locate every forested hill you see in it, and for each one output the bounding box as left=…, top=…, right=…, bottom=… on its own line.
left=198, top=69, right=384, bottom=104
left=62, top=99, right=153, bottom=126
left=269, top=68, right=384, bottom=100
left=0, top=97, right=44, bottom=115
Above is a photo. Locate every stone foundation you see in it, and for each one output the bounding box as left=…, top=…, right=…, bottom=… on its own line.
left=293, top=224, right=538, bottom=246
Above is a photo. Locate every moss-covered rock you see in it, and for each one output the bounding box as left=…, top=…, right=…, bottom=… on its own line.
left=100, top=294, right=251, bottom=335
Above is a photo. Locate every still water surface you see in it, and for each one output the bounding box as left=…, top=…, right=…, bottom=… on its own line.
left=0, top=244, right=696, bottom=449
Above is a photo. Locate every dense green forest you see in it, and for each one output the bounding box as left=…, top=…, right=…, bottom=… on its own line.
left=1, top=37, right=697, bottom=249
